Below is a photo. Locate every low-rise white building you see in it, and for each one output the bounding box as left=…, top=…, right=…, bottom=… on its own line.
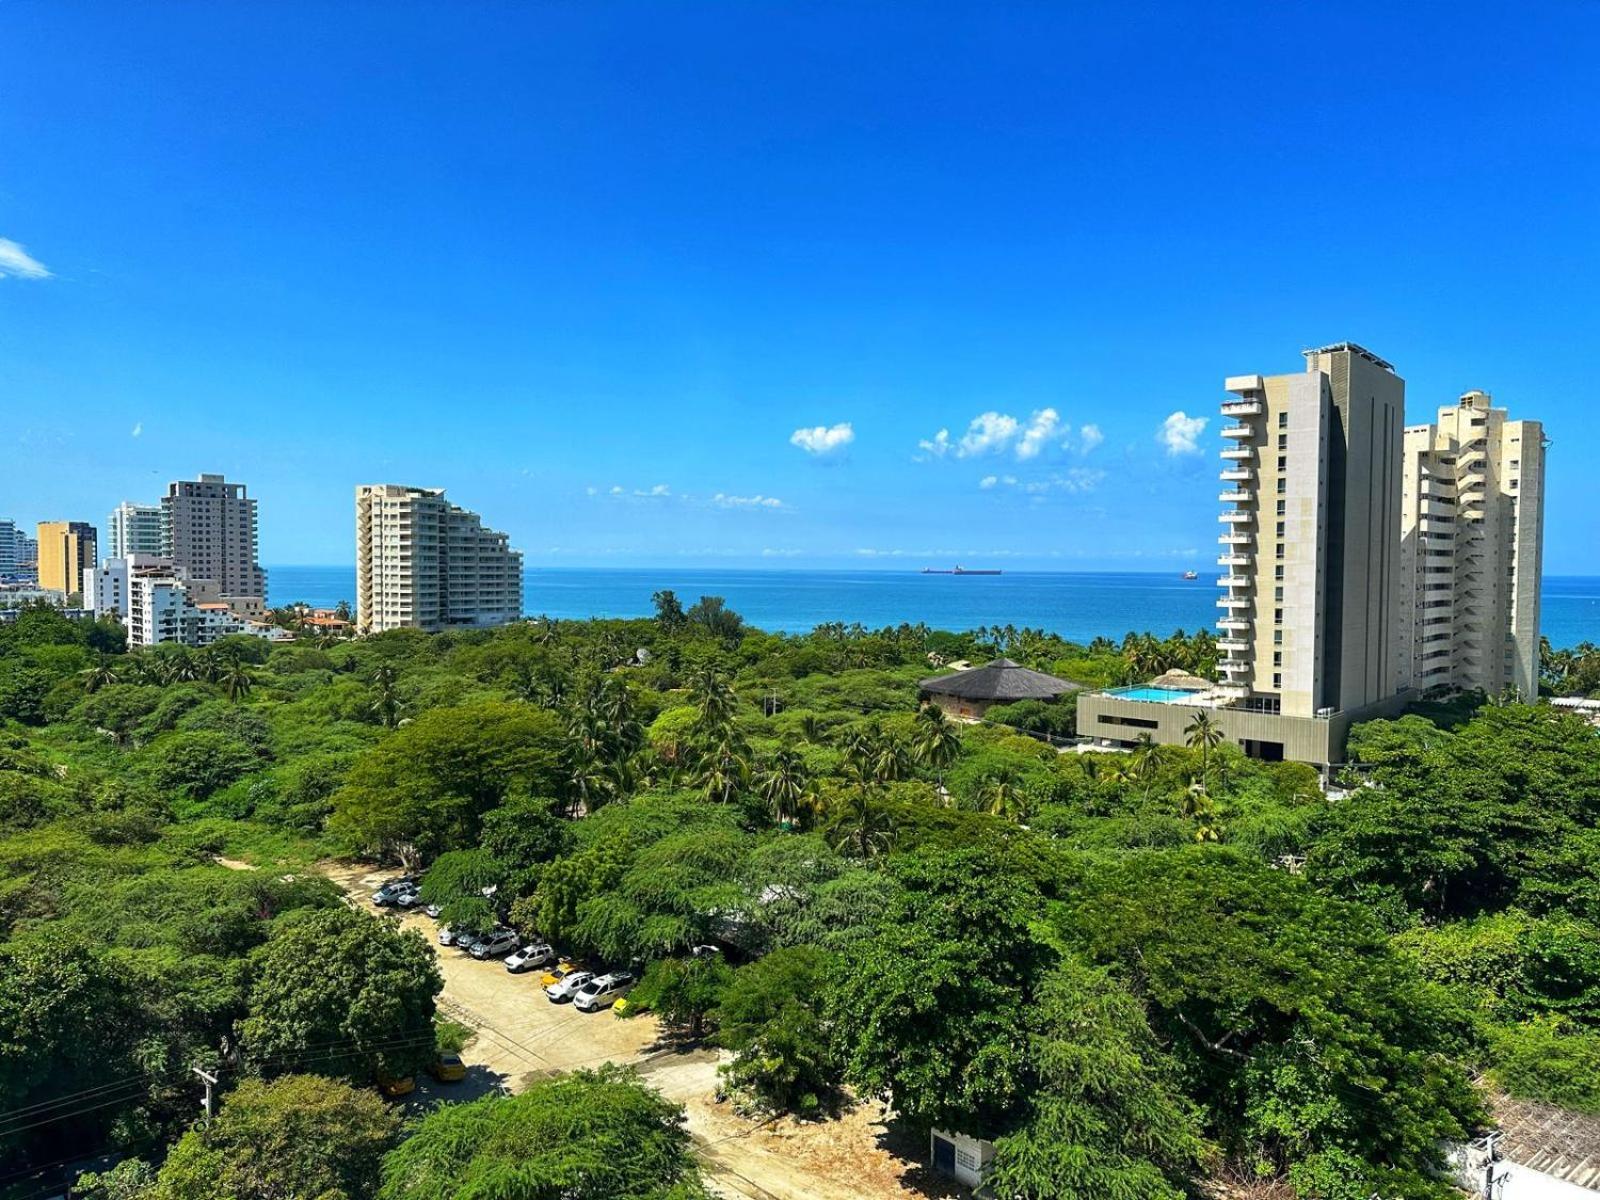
left=87, top=555, right=281, bottom=648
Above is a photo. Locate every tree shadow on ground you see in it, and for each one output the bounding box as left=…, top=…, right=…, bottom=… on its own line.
left=874, top=1115, right=970, bottom=1198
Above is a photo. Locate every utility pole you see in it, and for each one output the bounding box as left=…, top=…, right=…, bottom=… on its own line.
left=192, top=1065, right=219, bottom=1123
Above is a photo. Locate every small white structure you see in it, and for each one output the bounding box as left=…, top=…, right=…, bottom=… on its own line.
left=930, top=1129, right=995, bottom=1189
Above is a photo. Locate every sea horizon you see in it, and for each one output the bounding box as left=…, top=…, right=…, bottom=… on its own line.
left=265, top=564, right=1600, bottom=650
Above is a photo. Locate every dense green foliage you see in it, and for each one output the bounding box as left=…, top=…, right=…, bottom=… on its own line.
left=376, top=1066, right=709, bottom=1200
left=2, top=598, right=1597, bottom=1199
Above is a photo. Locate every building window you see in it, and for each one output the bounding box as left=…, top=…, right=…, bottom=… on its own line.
left=1277, top=412, right=1288, bottom=428
left=1273, top=651, right=1282, bottom=666
left=1276, top=521, right=1286, bottom=537
left=1276, top=500, right=1286, bottom=516
left=1274, top=564, right=1285, bottom=580
left=1274, top=608, right=1283, bottom=625
left=1273, top=672, right=1283, bottom=689
left=1274, top=586, right=1284, bottom=601
left=1277, top=434, right=1288, bottom=450
left=1276, top=478, right=1287, bottom=494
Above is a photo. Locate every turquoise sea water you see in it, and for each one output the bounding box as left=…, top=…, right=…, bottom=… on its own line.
left=265, top=566, right=1600, bottom=649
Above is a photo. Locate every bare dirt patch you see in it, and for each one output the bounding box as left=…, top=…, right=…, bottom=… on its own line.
left=322, top=860, right=963, bottom=1200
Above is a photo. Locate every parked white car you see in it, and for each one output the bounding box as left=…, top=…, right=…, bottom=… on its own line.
left=469, top=929, right=520, bottom=960
left=438, top=925, right=460, bottom=947
left=393, top=885, right=424, bottom=908
left=544, top=970, right=595, bottom=1003
left=505, top=943, right=555, bottom=974
left=574, top=971, right=637, bottom=1012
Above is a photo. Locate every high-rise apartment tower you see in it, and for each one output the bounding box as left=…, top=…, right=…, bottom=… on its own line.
left=161, top=474, right=266, bottom=607
left=36, top=521, right=98, bottom=597
left=1397, top=391, right=1545, bottom=699
left=107, top=502, right=164, bottom=558
left=355, top=484, right=523, bottom=634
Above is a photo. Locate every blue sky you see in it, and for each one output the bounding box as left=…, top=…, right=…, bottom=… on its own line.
left=2, top=3, right=1596, bottom=572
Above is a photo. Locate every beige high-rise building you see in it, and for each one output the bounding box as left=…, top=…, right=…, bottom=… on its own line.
left=1214, top=342, right=1407, bottom=724
left=161, top=474, right=267, bottom=611
left=36, top=521, right=97, bottom=597
left=355, top=484, right=523, bottom=634
left=1397, top=391, right=1544, bottom=700
left=1080, top=342, right=1411, bottom=769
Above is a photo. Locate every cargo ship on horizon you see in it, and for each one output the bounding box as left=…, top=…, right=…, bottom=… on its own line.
left=920, top=565, right=1003, bottom=575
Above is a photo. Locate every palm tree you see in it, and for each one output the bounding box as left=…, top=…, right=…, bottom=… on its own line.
left=798, top=714, right=825, bottom=744
left=753, top=748, right=809, bottom=827
left=870, top=738, right=911, bottom=786
left=977, top=766, right=1029, bottom=821
left=1183, top=709, right=1224, bottom=795
left=371, top=662, right=401, bottom=728
left=219, top=659, right=254, bottom=703
left=697, top=737, right=748, bottom=805
left=826, top=766, right=894, bottom=859
left=81, top=656, right=120, bottom=694
left=913, top=704, right=962, bottom=791
left=689, top=666, right=738, bottom=737
left=1128, top=732, right=1160, bottom=800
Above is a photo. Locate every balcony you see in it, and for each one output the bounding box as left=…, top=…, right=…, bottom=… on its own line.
left=1220, top=424, right=1255, bottom=439
left=1219, top=511, right=1254, bottom=525
left=1218, top=489, right=1252, bottom=503
left=1217, top=597, right=1252, bottom=612
left=1216, top=552, right=1251, bottom=568
left=1221, top=399, right=1264, bottom=418
left=1216, top=575, right=1250, bottom=588
left=1220, top=445, right=1255, bottom=461
left=1216, top=617, right=1251, bottom=632
left=1219, top=467, right=1255, bottom=483
left=1224, top=374, right=1265, bottom=395
left=1216, top=637, right=1249, bottom=652
left=1217, top=532, right=1254, bottom=546
left=1219, top=660, right=1252, bottom=676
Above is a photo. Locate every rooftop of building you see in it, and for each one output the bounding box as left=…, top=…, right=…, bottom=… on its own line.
left=1303, top=341, right=1396, bottom=372
left=918, top=657, right=1080, bottom=702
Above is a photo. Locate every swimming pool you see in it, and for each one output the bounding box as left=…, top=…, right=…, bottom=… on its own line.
left=1108, top=686, right=1207, bottom=704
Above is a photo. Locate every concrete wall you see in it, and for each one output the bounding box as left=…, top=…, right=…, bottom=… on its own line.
left=1077, top=691, right=1413, bottom=768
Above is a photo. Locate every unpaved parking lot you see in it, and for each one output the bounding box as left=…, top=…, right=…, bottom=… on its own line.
left=326, top=862, right=958, bottom=1200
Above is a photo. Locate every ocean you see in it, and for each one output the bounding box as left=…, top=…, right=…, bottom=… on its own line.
left=265, top=566, right=1600, bottom=649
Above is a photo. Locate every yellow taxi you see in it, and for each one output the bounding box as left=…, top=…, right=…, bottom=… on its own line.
left=376, top=1067, right=415, bottom=1097
left=428, top=1053, right=467, bottom=1083
left=539, top=960, right=580, bottom=987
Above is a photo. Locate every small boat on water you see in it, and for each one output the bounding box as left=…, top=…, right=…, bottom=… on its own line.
left=1182, top=570, right=1199, bottom=580
left=921, top=565, right=1003, bottom=576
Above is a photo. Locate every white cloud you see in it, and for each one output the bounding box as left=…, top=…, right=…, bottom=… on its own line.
left=713, top=493, right=784, bottom=509
left=1159, top=411, right=1209, bottom=456
left=982, top=468, right=1105, bottom=495
left=1015, top=408, right=1060, bottom=460
left=130, top=422, right=143, bottom=439
left=790, top=422, right=854, bottom=455
left=0, top=238, right=50, bottom=280
left=920, top=408, right=1070, bottom=460
left=1078, top=423, right=1104, bottom=454
left=641, top=483, right=671, bottom=497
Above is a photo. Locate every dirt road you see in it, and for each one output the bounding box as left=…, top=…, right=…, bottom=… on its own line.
left=325, top=862, right=955, bottom=1200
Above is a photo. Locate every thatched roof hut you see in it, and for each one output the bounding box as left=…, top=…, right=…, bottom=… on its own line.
left=918, top=658, right=1080, bottom=718
left=1148, top=668, right=1213, bottom=691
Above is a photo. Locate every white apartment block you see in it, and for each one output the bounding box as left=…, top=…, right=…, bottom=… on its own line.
left=107, top=502, right=164, bottom=558
left=87, top=554, right=267, bottom=648
left=355, top=485, right=523, bottom=634
left=1398, top=391, right=1545, bottom=699
left=161, top=473, right=267, bottom=613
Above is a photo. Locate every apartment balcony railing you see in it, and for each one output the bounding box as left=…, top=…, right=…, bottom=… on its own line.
left=1216, top=596, right=1252, bottom=610
left=1217, top=532, right=1254, bottom=546
left=1217, top=553, right=1251, bottom=568
left=1220, top=400, right=1264, bottom=417
left=1219, top=467, right=1255, bottom=483
left=1219, top=511, right=1254, bottom=525
left=1216, top=617, right=1251, bottom=632
left=1218, top=489, right=1253, bottom=503
left=1220, top=445, right=1255, bottom=461
left=1216, top=638, right=1249, bottom=652
left=1220, top=424, right=1255, bottom=439
left=1217, top=575, right=1251, bottom=588
left=1216, top=681, right=1251, bottom=697
left=1219, top=660, right=1251, bottom=676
